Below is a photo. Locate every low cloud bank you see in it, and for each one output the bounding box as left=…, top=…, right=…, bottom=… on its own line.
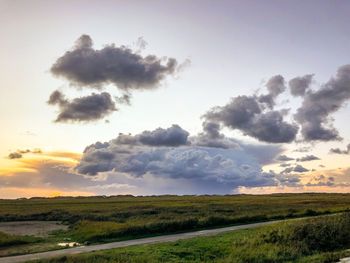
left=75, top=124, right=294, bottom=192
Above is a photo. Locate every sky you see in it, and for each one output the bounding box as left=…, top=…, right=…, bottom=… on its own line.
left=1, top=0, right=350, bottom=198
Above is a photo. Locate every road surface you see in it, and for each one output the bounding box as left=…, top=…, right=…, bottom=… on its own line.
left=339, top=256, right=350, bottom=263
left=0, top=220, right=281, bottom=263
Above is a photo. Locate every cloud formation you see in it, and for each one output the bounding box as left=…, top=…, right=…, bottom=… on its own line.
left=48, top=90, right=116, bottom=122
left=204, top=95, right=298, bottom=143
left=75, top=125, right=288, bottom=192
left=258, top=75, right=286, bottom=108
left=280, top=163, right=291, bottom=167
left=191, top=121, right=239, bottom=149
left=282, top=164, right=309, bottom=174
left=48, top=35, right=184, bottom=123
left=7, top=149, right=42, bottom=159
left=295, top=65, right=350, bottom=141
left=330, top=144, right=350, bottom=154
left=5, top=154, right=350, bottom=198
left=138, top=125, right=189, bottom=146
left=289, top=74, right=313, bottom=96
left=276, top=155, right=294, bottom=161
left=202, top=64, right=350, bottom=144
left=305, top=174, right=335, bottom=187
left=296, top=155, right=320, bottom=162
left=51, top=35, right=178, bottom=90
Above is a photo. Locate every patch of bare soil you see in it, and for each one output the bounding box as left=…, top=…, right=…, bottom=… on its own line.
left=0, top=221, right=68, bottom=237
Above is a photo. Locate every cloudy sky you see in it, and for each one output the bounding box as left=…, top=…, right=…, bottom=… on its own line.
left=1, top=0, right=350, bottom=198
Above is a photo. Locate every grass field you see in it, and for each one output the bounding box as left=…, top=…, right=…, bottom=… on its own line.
left=1, top=193, right=350, bottom=258
left=30, top=213, right=350, bottom=263
left=0, top=231, right=41, bottom=248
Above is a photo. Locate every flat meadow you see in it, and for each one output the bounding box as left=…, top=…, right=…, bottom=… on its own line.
left=1, top=193, right=350, bottom=258
left=29, top=213, right=350, bottom=263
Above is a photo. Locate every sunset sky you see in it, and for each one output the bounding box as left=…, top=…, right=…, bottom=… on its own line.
left=1, top=0, right=350, bottom=198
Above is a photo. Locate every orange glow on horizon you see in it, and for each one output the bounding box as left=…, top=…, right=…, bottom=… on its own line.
left=0, top=186, right=93, bottom=199
left=238, top=185, right=350, bottom=194
left=0, top=150, right=81, bottom=177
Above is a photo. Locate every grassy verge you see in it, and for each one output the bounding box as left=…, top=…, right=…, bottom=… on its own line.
left=0, top=231, right=41, bottom=248
left=68, top=209, right=329, bottom=244
left=31, top=213, right=350, bottom=263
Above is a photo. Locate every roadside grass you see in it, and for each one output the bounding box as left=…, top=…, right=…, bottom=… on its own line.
left=0, top=230, right=68, bottom=257
left=30, top=213, right=350, bottom=263
left=68, top=212, right=311, bottom=243
left=0, top=230, right=71, bottom=257
left=0, top=242, right=62, bottom=257
left=0, top=231, right=41, bottom=248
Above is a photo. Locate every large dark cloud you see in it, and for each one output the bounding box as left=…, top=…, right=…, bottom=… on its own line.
left=289, top=74, right=313, bottom=96
left=82, top=124, right=190, bottom=155
left=202, top=74, right=300, bottom=144
left=48, top=35, right=183, bottom=123
left=204, top=95, right=298, bottom=143
left=202, top=64, right=350, bottom=144
left=247, top=111, right=298, bottom=143
left=295, top=65, right=350, bottom=141
left=48, top=90, right=116, bottom=122
left=51, top=35, right=178, bottom=90
left=330, top=144, right=350, bottom=154
left=75, top=125, right=287, bottom=191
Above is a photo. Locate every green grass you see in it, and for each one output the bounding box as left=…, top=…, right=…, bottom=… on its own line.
left=31, top=213, right=350, bottom=263
left=1, top=193, right=350, bottom=244
left=0, top=231, right=41, bottom=248
left=2, top=193, right=350, bottom=223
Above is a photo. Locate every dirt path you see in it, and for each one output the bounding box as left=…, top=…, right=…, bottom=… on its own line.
left=0, top=220, right=281, bottom=263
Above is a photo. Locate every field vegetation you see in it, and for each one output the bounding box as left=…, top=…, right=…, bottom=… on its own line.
left=1, top=193, right=350, bottom=257
left=31, top=213, right=350, bottom=263
left=0, top=231, right=41, bottom=248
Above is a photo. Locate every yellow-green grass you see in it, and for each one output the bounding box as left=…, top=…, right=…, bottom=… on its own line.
left=1, top=194, right=350, bottom=258
left=1, top=193, right=350, bottom=222
left=31, top=213, right=350, bottom=263
left=1, top=193, right=350, bottom=244
left=0, top=231, right=41, bottom=248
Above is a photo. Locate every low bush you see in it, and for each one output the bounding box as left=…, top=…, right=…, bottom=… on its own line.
left=262, top=213, right=350, bottom=254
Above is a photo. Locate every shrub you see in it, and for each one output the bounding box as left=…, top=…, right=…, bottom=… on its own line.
left=262, top=213, right=350, bottom=253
